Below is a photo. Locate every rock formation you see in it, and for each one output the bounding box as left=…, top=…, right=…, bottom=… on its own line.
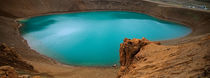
left=118, top=38, right=160, bottom=78
left=118, top=36, right=210, bottom=78
left=0, top=43, right=33, bottom=71
left=0, top=66, right=41, bottom=78
left=0, top=66, right=18, bottom=78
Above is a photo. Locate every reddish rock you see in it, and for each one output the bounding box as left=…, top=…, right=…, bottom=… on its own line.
left=118, top=38, right=159, bottom=78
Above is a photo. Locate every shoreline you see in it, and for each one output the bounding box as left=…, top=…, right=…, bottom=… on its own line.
left=13, top=14, right=120, bottom=78
left=15, top=10, right=190, bottom=68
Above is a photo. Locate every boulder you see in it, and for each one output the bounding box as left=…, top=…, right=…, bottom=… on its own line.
left=118, top=38, right=159, bottom=78
left=0, top=66, right=18, bottom=78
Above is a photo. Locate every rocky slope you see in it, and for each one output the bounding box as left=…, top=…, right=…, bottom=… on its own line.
left=0, top=66, right=18, bottom=78
left=118, top=35, right=210, bottom=78
left=0, top=43, right=33, bottom=71
left=0, top=66, right=43, bottom=78
left=0, top=43, right=47, bottom=78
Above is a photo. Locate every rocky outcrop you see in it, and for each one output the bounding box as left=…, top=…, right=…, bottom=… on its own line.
left=0, top=43, right=33, bottom=71
left=118, top=38, right=160, bottom=78
left=0, top=66, right=18, bottom=78
left=0, top=66, right=41, bottom=78
left=118, top=35, right=210, bottom=78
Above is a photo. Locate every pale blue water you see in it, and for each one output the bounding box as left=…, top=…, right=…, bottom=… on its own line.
left=20, top=11, right=191, bottom=66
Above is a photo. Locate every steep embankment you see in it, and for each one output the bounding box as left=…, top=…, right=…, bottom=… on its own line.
left=0, top=0, right=209, bottom=78
left=118, top=35, right=210, bottom=78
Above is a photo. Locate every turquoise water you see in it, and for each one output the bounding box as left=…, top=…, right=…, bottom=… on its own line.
left=20, top=11, right=191, bottom=66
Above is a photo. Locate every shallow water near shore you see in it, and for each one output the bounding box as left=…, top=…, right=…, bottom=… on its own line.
left=19, top=11, right=191, bottom=66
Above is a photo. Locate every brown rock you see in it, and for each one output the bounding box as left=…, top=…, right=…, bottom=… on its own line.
left=32, top=76, right=40, bottom=78
left=118, top=37, right=158, bottom=77
left=18, top=75, right=31, bottom=78
left=120, top=38, right=147, bottom=66
left=0, top=66, right=18, bottom=78
left=201, top=35, right=210, bottom=40
left=0, top=43, right=34, bottom=71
